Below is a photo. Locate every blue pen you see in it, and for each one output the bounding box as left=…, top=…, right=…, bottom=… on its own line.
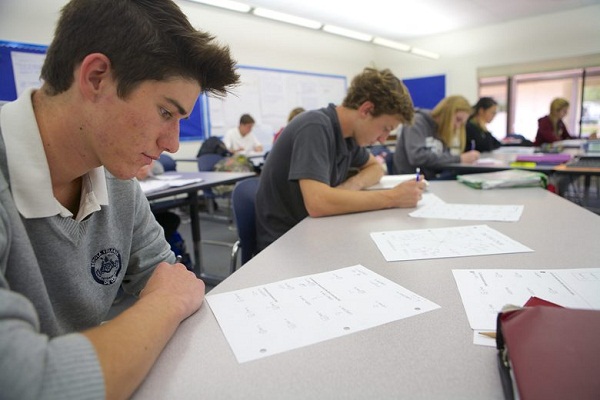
left=471, top=139, right=476, bottom=151
left=415, top=167, right=420, bottom=182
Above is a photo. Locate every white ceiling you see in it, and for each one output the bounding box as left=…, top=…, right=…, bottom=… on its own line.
left=221, top=0, right=600, bottom=41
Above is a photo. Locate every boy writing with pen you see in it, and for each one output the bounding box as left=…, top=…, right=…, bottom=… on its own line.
left=255, top=67, right=426, bottom=252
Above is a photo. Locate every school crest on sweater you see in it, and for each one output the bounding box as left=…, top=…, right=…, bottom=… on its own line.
left=90, top=248, right=122, bottom=285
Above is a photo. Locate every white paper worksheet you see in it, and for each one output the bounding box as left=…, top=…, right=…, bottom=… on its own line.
left=370, top=224, right=533, bottom=262
left=206, top=265, right=440, bottom=363
left=452, top=268, right=600, bottom=330
left=409, top=203, right=524, bottom=222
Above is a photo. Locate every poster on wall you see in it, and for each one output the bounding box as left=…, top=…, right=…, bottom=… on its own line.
left=11, top=51, right=46, bottom=97
left=208, top=66, right=347, bottom=150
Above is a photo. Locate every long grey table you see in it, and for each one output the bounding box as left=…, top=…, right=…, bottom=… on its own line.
left=134, top=181, right=600, bottom=399
left=145, top=171, right=255, bottom=285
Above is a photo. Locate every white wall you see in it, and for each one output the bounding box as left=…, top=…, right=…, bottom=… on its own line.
left=1, top=0, right=599, bottom=166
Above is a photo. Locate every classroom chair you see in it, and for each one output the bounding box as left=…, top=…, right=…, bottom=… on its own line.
left=196, top=153, right=229, bottom=217
left=230, top=177, right=260, bottom=273
left=159, top=153, right=177, bottom=172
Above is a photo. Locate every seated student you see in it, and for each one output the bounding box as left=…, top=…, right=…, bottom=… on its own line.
left=0, top=0, right=238, bottom=398
left=255, top=67, right=426, bottom=252
left=223, top=113, right=264, bottom=155
left=273, top=107, right=305, bottom=142
left=534, top=97, right=573, bottom=146
left=393, top=95, right=480, bottom=180
left=465, top=97, right=502, bottom=152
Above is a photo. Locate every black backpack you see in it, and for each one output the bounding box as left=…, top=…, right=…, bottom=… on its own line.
left=196, top=136, right=232, bottom=157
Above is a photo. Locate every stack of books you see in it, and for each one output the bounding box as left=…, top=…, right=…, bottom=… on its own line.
left=457, top=169, right=547, bottom=190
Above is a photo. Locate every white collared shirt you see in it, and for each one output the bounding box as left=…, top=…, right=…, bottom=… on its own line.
left=0, top=88, right=108, bottom=221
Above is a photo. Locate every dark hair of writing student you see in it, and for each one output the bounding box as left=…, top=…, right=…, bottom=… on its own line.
left=40, top=0, right=239, bottom=98
left=342, top=67, right=415, bottom=124
left=469, top=97, right=498, bottom=119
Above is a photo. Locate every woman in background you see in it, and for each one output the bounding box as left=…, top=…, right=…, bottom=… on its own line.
left=534, top=97, right=573, bottom=146
left=465, top=97, right=502, bottom=152
left=394, top=95, right=480, bottom=180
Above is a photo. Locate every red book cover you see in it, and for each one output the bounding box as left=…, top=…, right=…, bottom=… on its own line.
left=499, top=307, right=600, bottom=400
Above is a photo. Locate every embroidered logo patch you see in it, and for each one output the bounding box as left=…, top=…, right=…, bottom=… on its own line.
left=90, top=248, right=122, bottom=285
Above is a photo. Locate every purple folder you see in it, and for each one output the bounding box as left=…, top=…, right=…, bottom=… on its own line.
left=515, top=153, right=572, bottom=165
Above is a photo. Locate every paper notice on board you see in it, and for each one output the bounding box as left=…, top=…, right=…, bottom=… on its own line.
left=11, top=51, right=46, bottom=97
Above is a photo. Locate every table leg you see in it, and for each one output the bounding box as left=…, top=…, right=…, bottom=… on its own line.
left=188, top=191, right=202, bottom=275
left=188, top=191, right=227, bottom=287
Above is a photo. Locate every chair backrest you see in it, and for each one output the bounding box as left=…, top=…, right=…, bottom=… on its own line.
left=197, top=153, right=224, bottom=171
left=196, top=136, right=232, bottom=158
left=232, top=177, right=260, bottom=265
left=159, top=153, right=177, bottom=172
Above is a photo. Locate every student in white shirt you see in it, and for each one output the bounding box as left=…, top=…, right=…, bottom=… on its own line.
left=223, top=113, right=264, bottom=154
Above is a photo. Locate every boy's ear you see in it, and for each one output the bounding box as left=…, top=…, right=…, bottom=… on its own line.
left=77, top=53, right=112, bottom=98
left=358, top=101, right=375, bottom=117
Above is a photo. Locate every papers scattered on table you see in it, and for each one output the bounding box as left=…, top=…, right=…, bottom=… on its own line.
left=365, top=174, right=428, bottom=190
left=206, top=264, right=440, bottom=363
left=474, top=157, right=505, bottom=166
left=138, top=179, right=170, bottom=194
left=416, top=192, right=445, bottom=208
left=452, top=268, right=600, bottom=332
left=137, top=176, right=203, bottom=194
left=492, top=146, right=535, bottom=154
left=457, top=169, right=547, bottom=190
left=409, top=203, right=524, bottom=222
left=370, top=225, right=533, bottom=262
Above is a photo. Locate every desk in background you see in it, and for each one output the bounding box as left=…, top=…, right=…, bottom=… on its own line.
left=134, top=181, right=599, bottom=399
left=145, top=171, right=255, bottom=285
left=443, top=148, right=600, bottom=208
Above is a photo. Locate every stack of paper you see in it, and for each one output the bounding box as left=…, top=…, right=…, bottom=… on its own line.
left=137, top=175, right=203, bottom=194
left=365, top=174, right=428, bottom=190
left=457, top=169, right=547, bottom=190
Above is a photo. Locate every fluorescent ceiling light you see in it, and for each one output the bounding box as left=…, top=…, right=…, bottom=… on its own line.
left=253, top=8, right=322, bottom=29
left=410, top=47, right=440, bottom=60
left=322, top=25, right=372, bottom=42
left=187, top=0, right=251, bottom=13
left=373, top=37, right=411, bottom=52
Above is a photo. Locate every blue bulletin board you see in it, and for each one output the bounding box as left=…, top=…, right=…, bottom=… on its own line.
left=0, top=40, right=206, bottom=140
left=403, top=74, right=446, bottom=109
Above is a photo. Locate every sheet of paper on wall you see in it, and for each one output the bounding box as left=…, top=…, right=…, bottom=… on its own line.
left=206, top=264, right=440, bottom=363
left=409, top=203, right=524, bottom=222
left=370, top=224, right=533, bottom=262
left=452, top=268, right=600, bottom=331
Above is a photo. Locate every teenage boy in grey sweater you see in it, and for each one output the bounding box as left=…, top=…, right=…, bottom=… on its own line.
left=0, top=0, right=238, bottom=399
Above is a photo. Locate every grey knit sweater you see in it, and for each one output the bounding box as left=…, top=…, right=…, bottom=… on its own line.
left=0, top=123, right=174, bottom=398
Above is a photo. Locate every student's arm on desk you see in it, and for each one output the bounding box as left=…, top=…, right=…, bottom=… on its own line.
left=300, top=179, right=424, bottom=217
left=300, top=159, right=424, bottom=218
left=84, top=262, right=204, bottom=400
left=337, top=154, right=384, bottom=191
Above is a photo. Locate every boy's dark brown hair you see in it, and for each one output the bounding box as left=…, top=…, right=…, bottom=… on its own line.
left=41, top=0, right=239, bottom=98
left=342, top=67, right=414, bottom=124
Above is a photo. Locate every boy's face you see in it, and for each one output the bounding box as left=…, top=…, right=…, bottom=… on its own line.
left=239, top=122, right=254, bottom=136
left=92, top=77, right=200, bottom=179
left=355, top=113, right=401, bottom=146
